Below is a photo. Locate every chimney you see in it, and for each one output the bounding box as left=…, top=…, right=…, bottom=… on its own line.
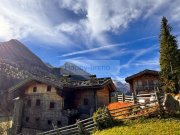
left=61, top=74, right=71, bottom=85
left=90, top=75, right=97, bottom=84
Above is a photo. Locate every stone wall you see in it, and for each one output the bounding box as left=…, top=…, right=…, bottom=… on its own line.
left=21, top=82, right=68, bottom=131
left=12, top=98, right=23, bottom=134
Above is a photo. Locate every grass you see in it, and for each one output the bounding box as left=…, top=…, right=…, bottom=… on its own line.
left=93, top=118, right=180, bottom=135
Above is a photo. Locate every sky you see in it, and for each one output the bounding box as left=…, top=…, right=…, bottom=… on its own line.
left=0, top=0, right=180, bottom=82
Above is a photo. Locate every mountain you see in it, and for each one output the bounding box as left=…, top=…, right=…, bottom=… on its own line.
left=0, top=39, right=55, bottom=91
left=113, top=80, right=130, bottom=94
left=0, top=39, right=90, bottom=92
left=58, top=62, right=90, bottom=79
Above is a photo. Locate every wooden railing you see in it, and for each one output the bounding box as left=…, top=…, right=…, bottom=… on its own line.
left=116, top=92, right=160, bottom=104
left=117, top=93, right=135, bottom=103
left=37, top=116, right=97, bottom=135
left=109, top=100, right=159, bottom=120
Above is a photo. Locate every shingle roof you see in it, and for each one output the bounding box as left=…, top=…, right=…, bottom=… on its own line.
left=63, top=77, right=115, bottom=89
left=125, top=69, right=159, bottom=82
left=8, top=76, right=116, bottom=93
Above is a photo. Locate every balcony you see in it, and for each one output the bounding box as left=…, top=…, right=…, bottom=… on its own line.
left=135, top=85, right=159, bottom=94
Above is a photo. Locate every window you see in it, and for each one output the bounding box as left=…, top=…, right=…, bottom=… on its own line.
left=33, top=87, right=37, bottom=92
left=57, top=121, right=61, bottom=127
left=47, top=120, right=52, bottom=125
left=36, top=99, right=41, bottom=106
left=50, top=102, right=55, bottom=109
left=35, top=117, right=40, bottom=123
left=148, top=80, right=154, bottom=85
left=142, top=80, right=148, bottom=86
left=83, top=98, right=89, bottom=105
left=27, top=99, right=31, bottom=107
left=138, top=80, right=142, bottom=86
left=25, top=117, right=29, bottom=123
left=47, top=85, right=52, bottom=92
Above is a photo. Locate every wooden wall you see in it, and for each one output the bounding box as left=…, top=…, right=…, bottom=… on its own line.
left=129, top=74, right=159, bottom=94
left=73, top=89, right=95, bottom=117
left=96, top=86, right=110, bottom=108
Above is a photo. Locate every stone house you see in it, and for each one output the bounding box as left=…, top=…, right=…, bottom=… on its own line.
left=8, top=76, right=116, bottom=134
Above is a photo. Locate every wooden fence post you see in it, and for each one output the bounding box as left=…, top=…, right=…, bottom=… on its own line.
left=132, top=93, right=136, bottom=104
left=76, top=119, right=84, bottom=135
left=122, top=93, right=125, bottom=102
left=105, top=106, right=112, bottom=120
left=116, top=92, right=118, bottom=102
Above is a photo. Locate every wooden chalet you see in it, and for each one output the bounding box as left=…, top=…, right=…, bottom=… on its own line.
left=125, top=69, right=160, bottom=94
left=8, top=75, right=116, bottom=135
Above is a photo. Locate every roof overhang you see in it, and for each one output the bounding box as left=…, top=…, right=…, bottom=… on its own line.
left=125, top=69, right=159, bottom=83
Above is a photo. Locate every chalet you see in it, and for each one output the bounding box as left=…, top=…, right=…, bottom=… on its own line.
left=8, top=75, right=116, bottom=135
left=125, top=69, right=160, bottom=94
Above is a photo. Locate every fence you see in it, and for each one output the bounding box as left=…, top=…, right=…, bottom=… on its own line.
left=37, top=92, right=164, bottom=135
left=109, top=100, right=159, bottom=120
left=117, top=93, right=134, bottom=103
left=37, top=116, right=97, bottom=135
left=117, top=92, right=160, bottom=104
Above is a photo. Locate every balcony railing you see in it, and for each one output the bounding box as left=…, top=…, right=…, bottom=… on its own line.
left=135, top=85, right=159, bottom=91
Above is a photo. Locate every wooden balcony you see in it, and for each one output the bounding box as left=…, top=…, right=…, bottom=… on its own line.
left=135, top=85, right=159, bottom=94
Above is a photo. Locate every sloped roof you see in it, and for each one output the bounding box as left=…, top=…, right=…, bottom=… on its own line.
left=125, top=69, right=159, bottom=82
left=8, top=76, right=116, bottom=93
left=8, top=76, right=62, bottom=93
left=63, top=77, right=116, bottom=91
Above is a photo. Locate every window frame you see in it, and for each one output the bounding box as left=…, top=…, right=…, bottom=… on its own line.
left=47, top=85, right=52, bottom=92
left=25, top=117, right=29, bottom=123
left=27, top=99, right=31, bottom=107
left=47, top=120, right=52, bottom=125
left=33, top=86, right=37, bottom=92
left=49, top=102, right=55, bottom=109
left=36, top=99, right=41, bottom=106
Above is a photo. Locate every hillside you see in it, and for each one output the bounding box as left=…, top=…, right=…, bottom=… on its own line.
left=93, top=118, right=180, bottom=135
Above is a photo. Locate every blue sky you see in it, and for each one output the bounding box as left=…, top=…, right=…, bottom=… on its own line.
left=0, top=0, right=180, bottom=82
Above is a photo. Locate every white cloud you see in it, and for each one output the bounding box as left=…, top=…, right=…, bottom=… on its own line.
left=0, top=0, right=180, bottom=48
left=86, top=0, right=141, bottom=36
left=120, top=44, right=158, bottom=69
left=59, top=36, right=157, bottom=57
left=133, top=57, right=159, bottom=66
left=0, top=0, right=72, bottom=45
left=59, top=0, right=86, bottom=14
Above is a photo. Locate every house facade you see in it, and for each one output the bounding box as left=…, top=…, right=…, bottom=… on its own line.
left=8, top=76, right=116, bottom=135
left=125, top=69, right=160, bottom=94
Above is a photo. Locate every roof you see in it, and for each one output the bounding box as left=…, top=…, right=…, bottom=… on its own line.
left=125, top=69, right=159, bottom=82
left=8, top=76, right=62, bottom=93
left=8, top=76, right=116, bottom=94
left=63, top=77, right=116, bottom=91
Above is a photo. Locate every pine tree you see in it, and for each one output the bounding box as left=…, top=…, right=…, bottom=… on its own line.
left=159, top=17, right=180, bottom=93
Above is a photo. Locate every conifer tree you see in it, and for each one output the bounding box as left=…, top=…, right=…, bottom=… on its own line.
left=159, top=17, right=180, bottom=93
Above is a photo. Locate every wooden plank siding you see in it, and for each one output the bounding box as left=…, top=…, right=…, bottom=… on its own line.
left=96, top=86, right=110, bottom=108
